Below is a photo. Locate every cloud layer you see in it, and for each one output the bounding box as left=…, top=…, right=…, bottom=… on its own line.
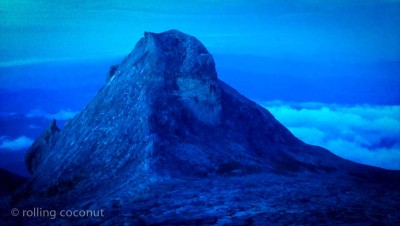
left=261, top=101, right=400, bottom=170
left=0, top=136, right=33, bottom=151
left=27, top=109, right=78, bottom=120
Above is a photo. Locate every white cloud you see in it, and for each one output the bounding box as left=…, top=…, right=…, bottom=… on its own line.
left=27, top=109, right=78, bottom=120
left=52, top=110, right=79, bottom=120
left=325, top=138, right=400, bottom=168
left=288, top=126, right=326, bottom=145
left=0, top=136, right=34, bottom=151
left=261, top=101, right=400, bottom=170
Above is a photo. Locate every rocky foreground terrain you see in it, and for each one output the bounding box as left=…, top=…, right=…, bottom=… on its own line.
left=1, top=30, right=399, bottom=225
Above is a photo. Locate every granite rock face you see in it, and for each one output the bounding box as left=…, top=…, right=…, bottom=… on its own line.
left=5, top=30, right=399, bottom=225
left=23, top=30, right=342, bottom=183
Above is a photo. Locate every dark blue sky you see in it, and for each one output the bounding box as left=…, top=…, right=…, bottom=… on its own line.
left=1, top=0, right=399, bottom=66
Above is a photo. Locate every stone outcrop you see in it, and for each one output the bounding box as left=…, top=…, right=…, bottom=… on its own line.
left=25, top=119, right=60, bottom=174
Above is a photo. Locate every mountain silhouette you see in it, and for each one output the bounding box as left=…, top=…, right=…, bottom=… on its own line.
left=3, top=30, right=399, bottom=225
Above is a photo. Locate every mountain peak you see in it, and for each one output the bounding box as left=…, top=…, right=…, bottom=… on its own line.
left=108, top=30, right=217, bottom=86
left=105, top=30, right=222, bottom=124
left=24, top=30, right=349, bottom=181
left=143, top=29, right=217, bottom=80
left=12, top=30, right=400, bottom=225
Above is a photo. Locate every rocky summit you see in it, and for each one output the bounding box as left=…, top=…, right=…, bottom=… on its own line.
left=2, top=30, right=400, bottom=225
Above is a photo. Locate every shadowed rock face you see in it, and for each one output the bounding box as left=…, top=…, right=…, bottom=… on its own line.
left=6, top=30, right=399, bottom=225
left=0, top=169, right=27, bottom=195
